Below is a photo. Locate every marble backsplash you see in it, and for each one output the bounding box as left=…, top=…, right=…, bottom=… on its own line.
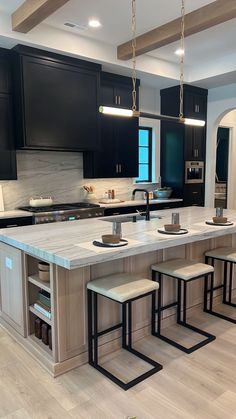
left=0, top=151, right=157, bottom=210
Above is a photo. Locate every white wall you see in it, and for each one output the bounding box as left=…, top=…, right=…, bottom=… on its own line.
left=205, top=83, right=236, bottom=207
left=219, top=110, right=236, bottom=209
left=0, top=85, right=160, bottom=210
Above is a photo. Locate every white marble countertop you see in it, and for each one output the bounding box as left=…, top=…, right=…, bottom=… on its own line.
left=98, top=198, right=183, bottom=208
left=0, top=210, right=33, bottom=220
left=1, top=207, right=236, bottom=270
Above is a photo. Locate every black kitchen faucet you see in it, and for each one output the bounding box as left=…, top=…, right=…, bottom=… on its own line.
left=132, top=188, right=150, bottom=221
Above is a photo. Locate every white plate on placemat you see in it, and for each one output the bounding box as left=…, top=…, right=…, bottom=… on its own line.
left=93, top=239, right=128, bottom=248
left=205, top=220, right=233, bottom=226
left=157, top=228, right=188, bottom=235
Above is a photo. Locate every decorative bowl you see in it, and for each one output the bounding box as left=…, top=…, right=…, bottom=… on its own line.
left=154, top=188, right=172, bottom=199
left=164, top=224, right=181, bottom=232
left=212, top=216, right=228, bottom=224
left=101, top=234, right=120, bottom=244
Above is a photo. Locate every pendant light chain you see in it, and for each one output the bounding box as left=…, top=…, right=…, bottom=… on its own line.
left=179, top=0, right=185, bottom=119
left=131, top=0, right=137, bottom=112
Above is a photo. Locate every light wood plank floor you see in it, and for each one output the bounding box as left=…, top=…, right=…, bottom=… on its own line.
left=0, top=307, right=236, bottom=419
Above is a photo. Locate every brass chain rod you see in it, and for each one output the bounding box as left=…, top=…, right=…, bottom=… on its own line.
left=179, top=0, right=185, bottom=119
left=131, top=0, right=137, bottom=112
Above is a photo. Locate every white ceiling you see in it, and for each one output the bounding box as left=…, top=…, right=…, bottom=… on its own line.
left=0, top=0, right=235, bottom=89
left=44, top=0, right=216, bottom=45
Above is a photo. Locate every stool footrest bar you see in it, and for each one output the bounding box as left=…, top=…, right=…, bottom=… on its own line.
left=95, top=323, right=123, bottom=337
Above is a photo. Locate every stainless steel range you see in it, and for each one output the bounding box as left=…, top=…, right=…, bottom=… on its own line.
left=19, top=203, right=104, bottom=224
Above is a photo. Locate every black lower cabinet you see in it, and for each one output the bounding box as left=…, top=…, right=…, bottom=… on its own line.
left=183, top=184, right=204, bottom=207
left=0, top=93, right=16, bottom=180
left=104, top=201, right=182, bottom=216
left=83, top=115, right=138, bottom=178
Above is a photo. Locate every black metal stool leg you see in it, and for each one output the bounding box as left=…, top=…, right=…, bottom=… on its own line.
left=204, top=257, right=236, bottom=323
left=122, top=302, right=127, bottom=349
left=151, top=289, right=156, bottom=335
left=204, top=274, right=208, bottom=312
left=223, top=261, right=228, bottom=303
left=183, top=280, right=187, bottom=324
left=93, top=292, right=98, bottom=366
left=128, top=301, right=132, bottom=349
left=87, top=289, right=93, bottom=364
left=152, top=271, right=215, bottom=354
left=177, top=279, right=182, bottom=324
left=88, top=290, right=163, bottom=391
left=157, top=273, right=162, bottom=335
left=210, top=272, right=214, bottom=312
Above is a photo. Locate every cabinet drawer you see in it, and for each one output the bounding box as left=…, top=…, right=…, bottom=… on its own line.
left=183, top=184, right=204, bottom=206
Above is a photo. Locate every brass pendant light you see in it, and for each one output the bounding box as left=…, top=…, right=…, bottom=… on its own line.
left=99, top=0, right=205, bottom=127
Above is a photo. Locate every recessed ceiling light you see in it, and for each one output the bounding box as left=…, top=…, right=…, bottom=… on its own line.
left=175, top=48, right=185, bottom=56
left=88, top=19, right=101, bottom=28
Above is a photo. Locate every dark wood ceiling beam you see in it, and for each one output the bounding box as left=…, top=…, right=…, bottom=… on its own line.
left=12, top=0, right=70, bottom=33
left=117, top=0, right=236, bottom=60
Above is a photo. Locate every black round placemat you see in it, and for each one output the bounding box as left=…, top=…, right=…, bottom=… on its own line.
left=205, top=221, right=233, bottom=226
left=157, top=228, right=188, bottom=235
left=93, top=239, right=128, bottom=248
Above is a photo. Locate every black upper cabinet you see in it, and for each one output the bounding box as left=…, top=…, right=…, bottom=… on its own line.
left=184, top=91, right=206, bottom=120
left=184, top=126, right=205, bottom=161
left=13, top=45, right=101, bottom=151
left=161, top=84, right=207, bottom=121
left=0, top=49, right=16, bottom=180
left=161, top=84, right=207, bottom=162
left=83, top=115, right=138, bottom=178
left=0, top=48, right=12, bottom=94
left=100, top=72, right=139, bottom=109
left=83, top=72, right=139, bottom=178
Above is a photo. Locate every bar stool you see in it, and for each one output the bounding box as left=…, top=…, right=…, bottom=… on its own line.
left=87, top=273, right=163, bottom=390
left=205, top=247, right=236, bottom=324
left=151, top=259, right=216, bottom=354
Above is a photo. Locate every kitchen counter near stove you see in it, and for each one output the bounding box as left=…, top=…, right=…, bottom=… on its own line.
left=97, top=198, right=183, bottom=208
left=0, top=210, right=33, bottom=219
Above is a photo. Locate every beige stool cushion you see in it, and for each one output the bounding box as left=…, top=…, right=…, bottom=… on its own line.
left=87, top=273, right=159, bottom=303
left=205, top=247, right=236, bottom=262
left=152, top=259, right=214, bottom=281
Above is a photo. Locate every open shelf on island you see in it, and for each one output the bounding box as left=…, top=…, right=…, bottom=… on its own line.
left=28, top=334, right=52, bottom=356
left=28, top=275, right=51, bottom=293
left=29, top=305, right=52, bottom=326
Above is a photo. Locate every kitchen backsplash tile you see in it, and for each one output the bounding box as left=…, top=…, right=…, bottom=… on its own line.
left=0, top=151, right=157, bottom=210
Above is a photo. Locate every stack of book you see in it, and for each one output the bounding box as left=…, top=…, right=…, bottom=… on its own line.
left=33, top=290, right=51, bottom=319
left=33, top=301, right=51, bottom=319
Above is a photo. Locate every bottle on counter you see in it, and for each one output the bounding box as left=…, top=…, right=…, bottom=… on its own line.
left=111, top=189, right=115, bottom=199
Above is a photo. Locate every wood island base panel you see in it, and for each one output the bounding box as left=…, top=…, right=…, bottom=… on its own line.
left=0, top=207, right=236, bottom=376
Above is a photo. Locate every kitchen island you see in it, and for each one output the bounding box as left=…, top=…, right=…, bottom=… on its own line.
left=0, top=206, right=235, bottom=376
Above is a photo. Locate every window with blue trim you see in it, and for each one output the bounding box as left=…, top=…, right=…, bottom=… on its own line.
left=136, top=127, right=152, bottom=183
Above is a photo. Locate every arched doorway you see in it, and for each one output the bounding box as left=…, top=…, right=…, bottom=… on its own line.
left=213, top=110, right=236, bottom=209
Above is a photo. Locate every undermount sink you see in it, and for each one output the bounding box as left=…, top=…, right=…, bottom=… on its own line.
left=102, top=214, right=162, bottom=223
